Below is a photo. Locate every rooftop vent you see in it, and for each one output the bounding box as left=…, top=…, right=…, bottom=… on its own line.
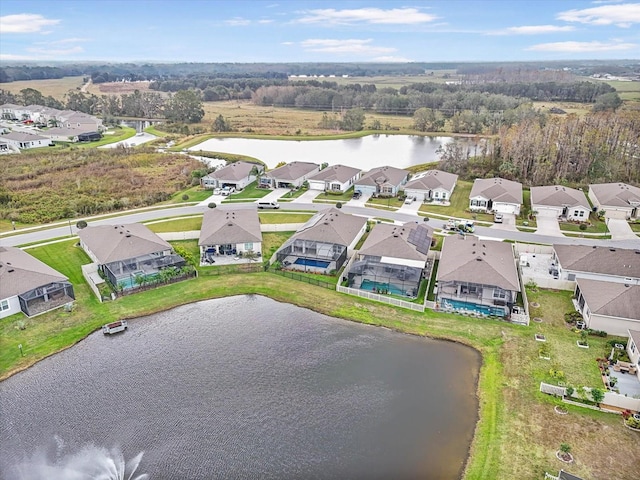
left=610, top=248, right=616, bottom=252
left=125, top=234, right=131, bottom=238
left=8, top=268, right=14, bottom=272
left=476, top=257, right=482, bottom=261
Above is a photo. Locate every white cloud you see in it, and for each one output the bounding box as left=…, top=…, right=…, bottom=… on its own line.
left=488, top=25, right=576, bottom=35
left=557, top=3, right=640, bottom=27
left=0, top=53, right=39, bottom=61
left=527, top=40, right=637, bottom=52
left=297, top=8, right=437, bottom=25
left=0, top=13, right=60, bottom=33
left=281, top=41, right=294, bottom=45
left=258, top=19, right=273, bottom=24
left=300, top=38, right=396, bottom=55
left=26, top=46, right=85, bottom=56
left=224, top=17, right=251, bottom=26
left=372, top=55, right=414, bottom=62
left=34, top=37, right=90, bottom=46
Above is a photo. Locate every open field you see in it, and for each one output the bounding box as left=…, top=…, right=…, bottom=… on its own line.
left=0, top=76, right=85, bottom=100
left=295, top=71, right=461, bottom=89
left=1, top=236, right=638, bottom=479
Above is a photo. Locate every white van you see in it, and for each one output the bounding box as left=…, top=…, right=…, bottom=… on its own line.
left=257, top=201, right=280, bottom=209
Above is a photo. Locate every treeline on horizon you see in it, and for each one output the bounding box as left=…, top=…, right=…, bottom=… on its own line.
left=1, top=60, right=638, bottom=83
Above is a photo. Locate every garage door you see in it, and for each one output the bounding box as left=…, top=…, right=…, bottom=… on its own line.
left=536, top=207, right=560, bottom=218
left=494, top=203, right=517, bottom=214
left=605, top=209, right=628, bottom=220
left=405, top=189, right=425, bottom=202
left=308, top=180, right=325, bottom=191
left=355, top=185, right=376, bottom=195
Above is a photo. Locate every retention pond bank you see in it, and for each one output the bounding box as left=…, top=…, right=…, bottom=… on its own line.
left=1, top=295, right=480, bottom=479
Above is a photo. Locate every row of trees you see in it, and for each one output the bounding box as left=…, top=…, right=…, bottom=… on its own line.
left=438, top=110, right=640, bottom=186
left=0, top=88, right=205, bottom=123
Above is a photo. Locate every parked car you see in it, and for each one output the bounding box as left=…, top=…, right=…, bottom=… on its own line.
left=404, top=196, right=414, bottom=204
left=213, top=188, right=221, bottom=195
left=352, top=190, right=362, bottom=199
left=494, top=213, right=504, bottom=223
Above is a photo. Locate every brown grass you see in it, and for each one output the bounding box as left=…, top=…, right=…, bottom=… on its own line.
left=0, top=76, right=85, bottom=100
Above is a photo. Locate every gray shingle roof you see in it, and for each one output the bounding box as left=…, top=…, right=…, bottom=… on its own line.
left=78, top=224, right=172, bottom=264
left=530, top=185, right=590, bottom=209
left=553, top=245, right=640, bottom=278
left=0, top=131, right=49, bottom=142
left=577, top=278, right=640, bottom=321
left=404, top=170, right=458, bottom=192
left=590, top=183, right=640, bottom=208
left=288, top=208, right=367, bottom=246
left=264, top=161, right=319, bottom=181
left=0, top=246, right=68, bottom=298
left=437, top=235, right=520, bottom=291
left=199, top=209, right=262, bottom=246
left=359, top=222, right=432, bottom=261
left=356, top=166, right=409, bottom=188
left=470, top=177, right=523, bottom=204
left=629, top=329, right=640, bottom=350
left=205, top=162, right=260, bottom=182
left=308, top=164, right=361, bottom=183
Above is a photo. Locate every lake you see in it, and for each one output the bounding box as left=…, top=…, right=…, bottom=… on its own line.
left=190, top=134, right=477, bottom=169
left=0, top=296, right=480, bottom=480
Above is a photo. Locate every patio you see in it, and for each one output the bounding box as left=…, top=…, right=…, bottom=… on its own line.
left=608, top=368, right=640, bottom=398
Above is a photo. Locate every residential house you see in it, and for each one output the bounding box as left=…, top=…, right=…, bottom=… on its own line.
left=258, top=161, right=320, bottom=189
left=354, top=166, right=410, bottom=197
left=469, top=177, right=523, bottom=215
left=530, top=185, right=591, bottom=221
left=0, top=103, right=30, bottom=120
left=275, top=208, right=367, bottom=273
left=588, top=182, right=640, bottom=220
left=307, top=164, right=361, bottom=192
left=42, top=126, right=98, bottom=143
left=346, top=221, right=432, bottom=298
left=626, top=329, right=640, bottom=381
left=574, top=279, right=640, bottom=336
left=78, top=224, right=186, bottom=291
left=403, top=169, right=458, bottom=203
left=552, top=245, right=640, bottom=285
left=0, top=246, right=75, bottom=319
left=200, top=161, right=263, bottom=190
left=436, top=235, right=521, bottom=318
left=198, top=209, right=262, bottom=263
left=0, top=131, right=52, bottom=150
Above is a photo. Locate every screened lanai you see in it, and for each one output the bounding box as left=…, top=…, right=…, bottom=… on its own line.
left=347, top=256, right=424, bottom=298
left=276, top=237, right=347, bottom=273
left=436, top=280, right=515, bottom=317
left=102, top=252, right=186, bottom=290
left=19, top=281, right=75, bottom=317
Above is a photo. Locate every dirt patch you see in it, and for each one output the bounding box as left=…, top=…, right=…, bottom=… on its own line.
left=95, top=81, right=152, bottom=94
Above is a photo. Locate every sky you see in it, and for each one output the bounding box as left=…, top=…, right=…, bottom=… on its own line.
left=0, top=0, right=639, bottom=63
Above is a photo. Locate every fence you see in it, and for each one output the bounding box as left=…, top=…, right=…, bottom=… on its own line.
left=271, top=269, right=336, bottom=290
left=81, top=263, right=103, bottom=303
left=199, top=263, right=263, bottom=276
left=336, top=286, right=425, bottom=312
left=540, top=382, right=640, bottom=412
left=522, top=275, right=575, bottom=291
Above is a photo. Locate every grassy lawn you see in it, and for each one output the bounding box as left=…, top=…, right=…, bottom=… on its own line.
left=366, top=196, right=404, bottom=208
left=314, top=190, right=355, bottom=202
left=279, top=188, right=308, bottom=199
left=230, top=182, right=271, bottom=199
left=417, top=181, right=492, bottom=223
left=2, top=238, right=639, bottom=479
left=629, top=221, right=640, bottom=232
left=168, top=186, right=213, bottom=204
left=258, top=212, right=313, bottom=224
left=558, top=213, right=608, bottom=233
left=146, top=217, right=202, bottom=232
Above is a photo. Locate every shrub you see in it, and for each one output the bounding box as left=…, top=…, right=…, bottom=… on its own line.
left=559, top=443, right=571, bottom=454
left=565, top=386, right=574, bottom=397
left=336, top=202, right=342, bottom=209
left=587, top=328, right=607, bottom=337
left=76, top=220, right=88, bottom=229
left=208, top=202, right=217, bottom=209
left=181, top=194, right=189, bottom=201
left=564, top=311, right=582, bottom=324
left=579, top=223, right=587, bottom=231
left=626, top=417, right=640, bottom=429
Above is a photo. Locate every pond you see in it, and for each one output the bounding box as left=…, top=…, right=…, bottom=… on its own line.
left=191, top=134, right=480, bottom=169
left=0, top=295, right=480, bottom=479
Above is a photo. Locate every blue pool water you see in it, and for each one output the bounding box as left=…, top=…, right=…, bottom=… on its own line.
left=360, top=279, right=409, bottom=296
left=442, top=298, right=505, bottom=317
left=116, top=272, right=158, bottom=290
left=294, top=258, right=330, bottom=268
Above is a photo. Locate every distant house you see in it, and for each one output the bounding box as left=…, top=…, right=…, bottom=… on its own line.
left=552, top=244, right=640, bottom=285
left=436, top=235, right=520, bottom=318
left=403, top=169, right=458, bottom=203
left=469, top=177, right=523, bottom=215
left=275, top=208, right=367, bottom=273
left=626, top=329, right=640, bottom=381
left=354, top=166, right=410, bottom=197
left=307, top=164, right=361, bottom=192
left=198, top=209, right=262, bottom=264
left=588, top=182, right=640, bottom=220
left=0, top=131, right=52, bottom=150
left=346, top=221, right=432, bottom=298
left=574, top=278, right=640, bottom=336
left=0, top=246, right=75, bottom=319
left=259, top=161, right=321, bottom=189
left=530, top=185, right=591, bottom=221
left=78, top=224, right=187, bottom=291
left=201, top=161, right=263, bottom=190
left=77, top=131, right=102, bottom=142
left=0, top=103, right=29, bottom=120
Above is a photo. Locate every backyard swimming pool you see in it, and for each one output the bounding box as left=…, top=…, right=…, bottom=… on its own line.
left=441, top=298, right=505, bottom=317
left=294, top=258, right=330, bottom=268
left=360, top=279, right=410, bottom=296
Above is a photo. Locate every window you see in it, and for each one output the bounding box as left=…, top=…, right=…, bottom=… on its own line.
left=493, top=288, right=506, bottom=299
left=244, top=243, right=253, bottom=251
left=631, top=342, right=637, bottom=354
left=434, top=192, right=439, bottom=198
left=0, top=299, right=9, bottom=311
left=442, top=192, right=447, bottom=199
left=578, top=211, right=584, bottom=217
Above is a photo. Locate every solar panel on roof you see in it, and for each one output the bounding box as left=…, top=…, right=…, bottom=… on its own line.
left=407, top=226, right=431, bottom=255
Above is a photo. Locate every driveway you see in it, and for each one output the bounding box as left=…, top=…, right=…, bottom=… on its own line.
left=100, top=131, right=157, bottom=148
left=347, top=193, right=372, bottom=207
left=397, top=200, right=422, bottom=214
left=490, top=213, right=517, bottom=232
left=296, top=189, right=322, bottom=204
left=255, top=188, right=290, bottom=203
left=535, top=215, right=563, bottom=237
left=607, top=218, right=638, bottom=240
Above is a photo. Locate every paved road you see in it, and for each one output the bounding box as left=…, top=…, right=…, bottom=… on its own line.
left=2, top=201, right=640, bottom=250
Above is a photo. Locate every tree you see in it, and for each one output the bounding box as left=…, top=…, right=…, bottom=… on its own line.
left=340, top=108, right=365, bottom=131
left=164, top=90, right=204, bottom=123
left=212, top=114, right=231, bottom=132
left=592, top=92, right=622, bottom=112
left=590, top=387, right=604, bottom=407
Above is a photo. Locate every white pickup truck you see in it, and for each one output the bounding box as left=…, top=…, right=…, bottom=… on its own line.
left=102, top=320, right=128, bottom=335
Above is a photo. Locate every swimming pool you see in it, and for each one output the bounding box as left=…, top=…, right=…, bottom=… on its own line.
left=441, top=298, right=505, bottom=317
left=360, top=279, right=410, bottom=296
left=294, top=258, right=330, bottom=268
